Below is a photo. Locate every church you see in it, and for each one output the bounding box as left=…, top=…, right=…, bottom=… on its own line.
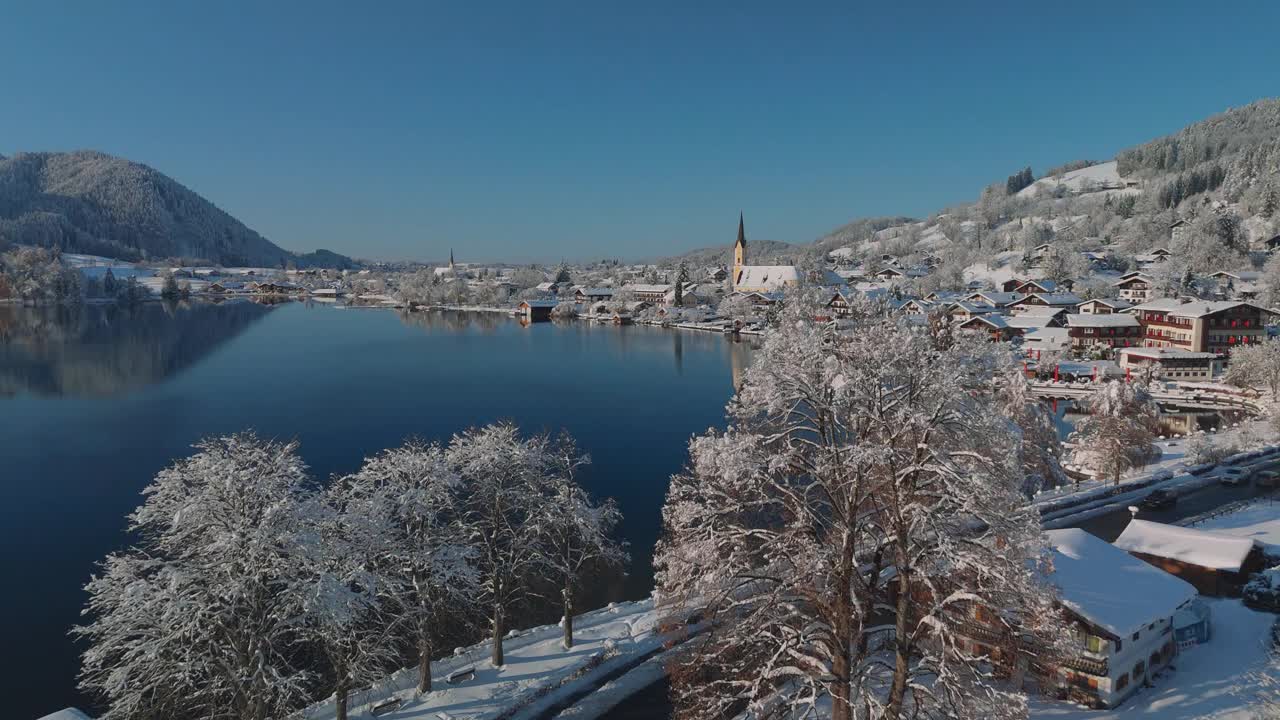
left=731, top=214, right=801, bottom=293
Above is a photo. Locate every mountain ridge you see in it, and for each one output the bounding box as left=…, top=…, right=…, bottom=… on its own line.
left=0, top=150, right=356, bottom=268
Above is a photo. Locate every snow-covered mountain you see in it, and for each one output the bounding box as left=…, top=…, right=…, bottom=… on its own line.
left=0, top=150, right=356, bottom=268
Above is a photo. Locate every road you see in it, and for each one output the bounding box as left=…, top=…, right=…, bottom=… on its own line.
left=1072, top=460, right=1280, bottom=541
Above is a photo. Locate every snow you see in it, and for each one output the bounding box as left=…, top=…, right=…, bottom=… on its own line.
left=1032, top=599, right=1274, bottom=720
left=1044, top=528, right=1198, bottom=639
left=299, top=599, right=667, bottom=720
left=1113, top=519, right=1258, bottom=571
left=36, top=711, right=93, bottom=720
left=1017, top=161, right=1133, bottom=199
left=1193, top=501, right=1280, bottom=551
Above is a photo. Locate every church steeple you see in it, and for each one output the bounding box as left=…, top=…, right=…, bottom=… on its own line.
left=449, top=248, right=455, bottom=272
left=732, top=212, right=747, bottom=289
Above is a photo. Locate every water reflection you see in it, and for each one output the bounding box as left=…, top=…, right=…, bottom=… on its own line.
left=397, top=309, right=507, bottom=333
left=0, top=300, right=274, bottom=398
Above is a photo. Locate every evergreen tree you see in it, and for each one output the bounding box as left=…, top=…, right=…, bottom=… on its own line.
left=102, top=267, right=118, bottom=295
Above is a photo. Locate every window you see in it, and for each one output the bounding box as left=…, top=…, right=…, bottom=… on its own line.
left=1116, top=673, right=1129, bottom=691
left=1086, top=634, right=1105, bottom=653
left=1115, top=639, right=1123, bottom=653
left=1133, top=661, right=1146, bottom=677
left=1132, top=631, right=1140, bottom=641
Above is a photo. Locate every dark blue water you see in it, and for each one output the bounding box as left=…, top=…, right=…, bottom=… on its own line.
left=0, top=301, right=751, bottom=719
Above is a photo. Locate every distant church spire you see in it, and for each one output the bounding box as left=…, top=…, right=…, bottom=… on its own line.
left=449, top=248, right=455, bottom=271
left=732, top=212, right=747, bottom=291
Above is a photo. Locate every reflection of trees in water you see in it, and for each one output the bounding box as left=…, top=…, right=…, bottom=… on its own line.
left=0, top=300, right=274, bottom=397
left=397, top=309, right=505, bottom=334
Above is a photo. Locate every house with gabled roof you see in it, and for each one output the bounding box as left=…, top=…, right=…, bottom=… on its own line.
left=1114, top=519, right=1265, bottom=596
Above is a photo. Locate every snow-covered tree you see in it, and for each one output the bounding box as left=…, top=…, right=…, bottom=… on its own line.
left=75, top=433, right=315, bottom=720
left=999, top=370, right=1067, bottom=496
left=536, top=434, right=628, bottom=649
left=1226, top=339, right=1280, bottom=398
left=448, top=423, right=558, bottom=666
left=292, top=490, right=397, bottom=720
left=337, top=440, right=479, bottom=692
left=1070, top=381, right=1159, bottom=485
left=655, top=314, right=1067, bottom=720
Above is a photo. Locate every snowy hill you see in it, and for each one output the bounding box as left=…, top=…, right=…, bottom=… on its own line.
left=0, top=151, right=357, bottom=268
left=1016, top=161, right=1136, bottom=198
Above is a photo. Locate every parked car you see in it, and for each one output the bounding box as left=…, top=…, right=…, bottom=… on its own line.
left=1140, top=489, right=1177, bottom=511
left=1219, top=467, right=1249, bottom=486
left=1247, top=569, right=1280, bottom=613
left=1256, top=470, right=1280, bottom=489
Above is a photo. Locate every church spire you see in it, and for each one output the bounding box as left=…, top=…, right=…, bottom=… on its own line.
left=449, top=248, right=455, bottom=271
left=735, top=212, right=745, bottom=251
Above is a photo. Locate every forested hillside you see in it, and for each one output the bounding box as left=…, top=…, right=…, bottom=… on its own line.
left=0, top=150, right=356, bottom=268
left=808, top=98, right=1280, bottom=299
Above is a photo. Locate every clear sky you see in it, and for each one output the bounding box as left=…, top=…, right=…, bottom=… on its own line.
left=2, top=1, right=1278, bottom=263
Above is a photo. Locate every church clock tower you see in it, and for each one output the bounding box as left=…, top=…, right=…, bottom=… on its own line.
left=732, top=212, right=747, bottom=289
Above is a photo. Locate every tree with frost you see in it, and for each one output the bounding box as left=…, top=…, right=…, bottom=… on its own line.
left=655, top=314, right=1067, bottom=720
left=536, top=434, right=628, bottom=649
left=339, top=440, right=479, bottom=692
left=1227, top=339, right=1280, bottom=399
left=1070, top=381, right=1159, bottom=485
left=673, top=261, right=689, bottom=307
left=75, top=433, right=315, bottom=720
left=293, top=487, right=398, bottom=720
left=999, top=370, right=1067, bottom=496
left=448, top=423, right=557, bottom=667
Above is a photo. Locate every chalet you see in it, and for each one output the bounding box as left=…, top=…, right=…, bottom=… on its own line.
left=894, top=298, right=936, bottom=316
left=827, top=290, right=858, bottom=317
left=254, top=281, right=302, bottom=295
left=957, top=314, right=1017, bottom=341
left=1113, top=273, right=1154, bottom=303
left=1023, top=327, right=1072, bottom=359
left=310, top=287, right=345, bottom=298
left=946, top=301, right=1001, bottom=322
left=1065, top=313, right=1142, bottom=350
left=1117, top=347, right=1222, bottom=381
left=518, top=299, right=557, bottom=322
left=736, top=291, right=782, bottom=307
left=535, top=281, right=563, bottom=294
left=1076, top=298, right=1132, bottom=315
left=874, top=267, right=906, bottom=282
left=1010, top=292, right=1083, bottom=313
left=1013, top=278, right=1059, bottom=295
left=1032, top=242, right=1053, bottom=258
left=1005, top=313, right=1062, bottom=333
left=1131, top=298, right=1272, bottom=354
left=924, top=290, right=966, bottom=304
left=574, top=287, right=615, bottom=304
left=1114, top=520, right=1266, bottom=597
left=1035, top=529, right=1197, bottom=709
left=1170, top=220, right=1188, bottom=244
left=966, top=291, right=1024, bottom=308
left=1210, top=270, right=1263, bottom=300
left=704, top=266, right=728, bottom=282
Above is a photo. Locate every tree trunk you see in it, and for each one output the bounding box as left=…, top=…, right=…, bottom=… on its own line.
left=336, top=680, right=349, bottom=720
left=886, top=558, right=912, bottom=720
left=563, top=587, right=574, bottom=650
left=492, top=603, right=505, bottom=666
left=418, top=634, right=433, bottom=693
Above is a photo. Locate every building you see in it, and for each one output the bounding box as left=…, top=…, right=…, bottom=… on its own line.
left=1065, top=313, right=1142, bottom=350
left=1038, top=529, right=1197, bottom=709
left=957, top=314, right=1017, bottom=341
left=574, top=287, right=615, bottom=304
left=731, top=214, right=802, bottom=293
left=1131, top=298, right=1272, bottom=354
left=1013, top=278, right=1059, bottom=294
left=1023, top=327, right=1072, bottom=359
left=1010, top=292, right=1083, bottom=313
left=1118, top=347, right=1222, bottom=381
left=966, top=291, right=1024, bottom=308
left=1114, top=273, right=1154, bottom=303
left=946, top=301, right=1001, bottom=322
left=705, top=266, right=728, bottom=282
left=1113, top=519, right=1266, bottom=596
left=518, top=299, right=557, bottom=322
left=1077, top=298, right=1132, bottom=315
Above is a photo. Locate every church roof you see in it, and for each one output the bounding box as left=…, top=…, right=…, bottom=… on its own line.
left=734, top=265, right=800, bottom=291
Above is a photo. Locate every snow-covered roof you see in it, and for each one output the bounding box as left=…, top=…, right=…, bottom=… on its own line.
left=1023, top=327, right=1071, bottom=349
left=960, top=314, right=1009, bottom=329
left=1114, top=273, right=1152, bottom=287
left=1016, top=279, right=1058, bottom=292
left=1132, top=298, right=1273, bottom=319
left=1119, top=348, right=1219, bottom=361
left=1005, top=314, right=1057, bottom=330
left=1065, top=313, right=1140, bottom=328
left=576, top=287, right=615, bottom=296
left=734, top=265, right=801, bottom=291
left=968, top=291, right=1024, bottom=306
left=948, top=301, right=1000, bottom=314
left=1018, top=292, right=1082, bottom=306
left=1080, top=297, right=1132, bottom=310
left=520, top=300, right=559, bottom=308
left=1013, top=305, right=1067, bottom=317
left=1212, top=270, right=1262, bottom=282
left=37, top=710, right=93, bottom=720
left=1113, top=519, right=1257, bottom=572
left=1045, top=528, right=1197, bottom=639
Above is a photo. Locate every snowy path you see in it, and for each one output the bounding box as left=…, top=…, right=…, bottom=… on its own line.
left=297, top=600, right=669, bottom=720
left=1032, top=599, right=1273, bottom=720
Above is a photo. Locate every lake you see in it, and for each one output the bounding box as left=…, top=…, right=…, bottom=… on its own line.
left=0, top=300, right=753, bottom=719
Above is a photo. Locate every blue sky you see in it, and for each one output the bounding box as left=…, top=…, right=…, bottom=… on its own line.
left=2, top=1, right=1278, bottom=262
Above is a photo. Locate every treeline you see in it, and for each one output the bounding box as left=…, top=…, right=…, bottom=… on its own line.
left=75, top=425, right=626, bottom=720
left=0, top=246, right=153, bottom=304
left=1117, top=98, right=1280, bottom=176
